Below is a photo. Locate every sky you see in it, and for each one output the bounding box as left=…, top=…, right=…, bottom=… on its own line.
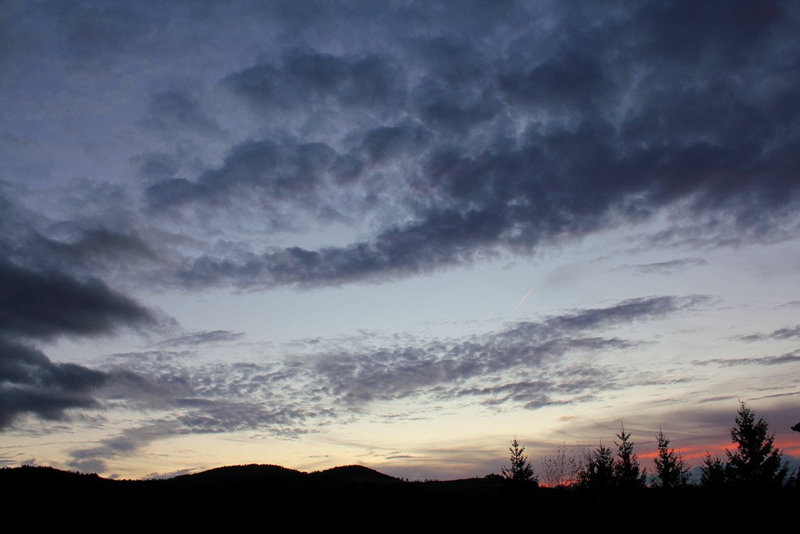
left=1, top=0, right=799, bottom=481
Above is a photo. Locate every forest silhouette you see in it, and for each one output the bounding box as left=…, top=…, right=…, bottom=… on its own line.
left=2, top=402, right=797, bottom=528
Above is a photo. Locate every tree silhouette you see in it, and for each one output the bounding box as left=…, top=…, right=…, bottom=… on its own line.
left=700, top=451, right=726, bottom=488
left=725, top=402, right=788, bottom=487
left=501, top=438, right=537, bottom=483
left=577, top=443, right=614, bottom=490
left=614, top=425, right=645, bottom=488
left=793, top=422, right=800, bottom=487
left=541, top=442, right=579, bottom=487
left=653, top=428, right=689, bottom=488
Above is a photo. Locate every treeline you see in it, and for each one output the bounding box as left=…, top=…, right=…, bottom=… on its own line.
left=2, top=403, right=796, bottom=528
left=501, top=401, right=797, bottom=489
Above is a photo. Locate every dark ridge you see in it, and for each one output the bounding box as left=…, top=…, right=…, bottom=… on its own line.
left=166, top=463, right=305, bottom=485
left=0, top=464, right=112, bottom=486
left=311, top=464, right=400, bottom=483
left=1, top=464, right=794, bottom=529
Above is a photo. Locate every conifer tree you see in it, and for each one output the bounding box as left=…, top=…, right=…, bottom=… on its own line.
left=700, top=451, right=726, bottom=488
left=502, top=438, right=537, bottom=483
left=653, top=429, right=689, bottom=488
left=725, top=401, right=787, bottom=487
left=577, top=443, right=614, bottom=490
left=613, top=425, right=646, bottom=488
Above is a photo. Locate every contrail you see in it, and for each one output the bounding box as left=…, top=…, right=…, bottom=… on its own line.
left=515, top=288, right=534, bottom=309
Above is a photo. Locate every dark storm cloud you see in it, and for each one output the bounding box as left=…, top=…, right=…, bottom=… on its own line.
left=0, top=339, right=172, bottom=430
left=412, top=37, right=502, bottom=132
left=0, top=340, right=105, bottom=428
left=21, top=0, right=158, bottom=74
left=146, top=138, right=337, bottom=210
left=0, top=195, right=161, bottom=429
left=32, top=228, right=156, bottom=268
left=174, top=208, right=501, bottom=288
left=145, top=0, right=800, bottom=289
left=224, top=48, right=406, bottom=112
left=133, top=152, right=181, bottom=181
left=0, top=190, right=157, bottom=277
left=144, top=91, right=221, bottom=135
left=7, top=3, right=800, bottom=281
left=0, top=258, right=154, bottom=340
left=498, top=50, right=611, bottom=113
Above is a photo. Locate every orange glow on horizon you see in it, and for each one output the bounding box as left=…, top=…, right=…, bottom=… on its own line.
left=638, top=437, right=800, bottom=466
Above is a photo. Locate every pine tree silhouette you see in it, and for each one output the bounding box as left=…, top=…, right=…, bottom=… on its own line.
left=653, top=428, right=689, bottom=488
left=725, top=401, right=787, bottom=487
left=613, top=424, right=645, bottom=488
left=578, top=443, right=614, bottom=490
left=501, top=438, right=537, bottom=483
left=700, top=451, right=726, bottom=488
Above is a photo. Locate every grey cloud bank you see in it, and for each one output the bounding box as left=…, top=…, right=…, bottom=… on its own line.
left=3, top=1, right=798, bottom=290
left=134, top=0, right=800, bottom=289
left=63, top=295, right=702, bottom=470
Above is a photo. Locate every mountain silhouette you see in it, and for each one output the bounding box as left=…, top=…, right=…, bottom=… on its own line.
left=1, top=463, right=793, bottom=529
left=311, top=464, right=400, bottom=483
left=168, top=463, right=305, bottom=484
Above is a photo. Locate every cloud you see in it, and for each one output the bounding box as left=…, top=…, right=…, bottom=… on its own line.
left=454, top=372, right=611, bottom=409
left=66, top=397, right=320, bottom=472
left=0, top=258, right=154, bottom=340
left=0, top=216, right=160, bottom=429
left=309, top=296, right=700, bottom=406
left=224, top=48, right=406, bottom=113
left=11, top=2, right=789, bottom=289
left=132, top=0, right=798, bottom=290
left=145, top=138, right=338, bottom=211
left=0, top=339, right=104, bottom=428
left=155, top=330, right=244, bottom=348
left=32, top=228, right=157, bottom=270
left=0, top=188, right=154, bottom=270
left=143, top=91, right=221, bottom=135
left=741, top=325, right=800, bottom=342
left=695, top=351, right=800, bottom=367
left=0, top=337, right=190, bottom=430
left=540, top=296, right=708, bottom=332
left=56, top=1, right=155, bottom=68
left=37, top=293, right=701, bottom=468
left=76, top=296, right=696, bottom=438
left=624, top=258, right=708, bottom=275
left=2, top=0, right=800, bottom=475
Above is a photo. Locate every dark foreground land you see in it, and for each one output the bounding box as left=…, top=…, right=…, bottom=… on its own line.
left=2, top=464, right=796, bottom=530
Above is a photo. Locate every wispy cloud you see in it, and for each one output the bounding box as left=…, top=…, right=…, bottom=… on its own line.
left=741, top=325, right=800, bottom=342
left=695, top=351, right=800, bottom=367
left=56, top=294, right=704, bottom=469
left=155, top=330, right=245, bottom=348
left=623, top=258, right=708, bottom=275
